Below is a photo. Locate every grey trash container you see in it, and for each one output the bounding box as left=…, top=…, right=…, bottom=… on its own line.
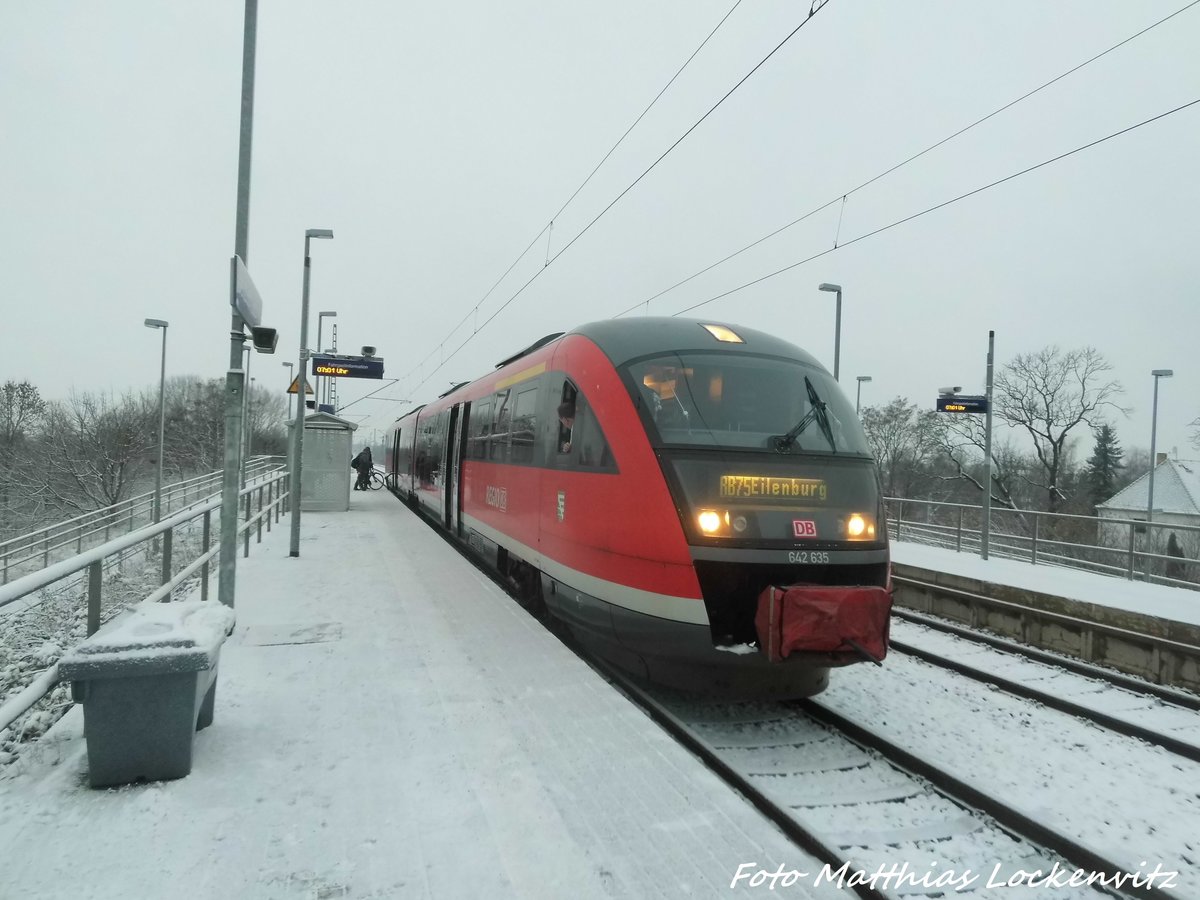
left=58, top=600, right=236, bottom=788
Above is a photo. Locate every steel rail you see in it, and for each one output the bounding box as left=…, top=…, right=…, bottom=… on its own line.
left=892, top=607, right=1200, bottom=711
left=890, top=639, right=1200, bottom=763
left=892, top=573, right=1200, bottom=692
left=582, top=656, right=894, bottom=900
left=798, top=699, right=1186, bottom=900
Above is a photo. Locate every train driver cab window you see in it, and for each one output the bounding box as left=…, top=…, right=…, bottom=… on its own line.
left=555, top=380, right=614, bottom=469
left=556, top=383, right=577, bottom=454
left=573, top=401, right=613, bottom=468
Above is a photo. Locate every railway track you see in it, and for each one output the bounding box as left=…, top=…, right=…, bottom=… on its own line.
left=588, top=659, right=1187, bottom=900
left=892, top=572, right=1200, bottom=694
left=890, top=610, right=1200, bottom=764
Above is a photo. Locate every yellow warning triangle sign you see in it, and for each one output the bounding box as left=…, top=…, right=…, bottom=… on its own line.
left=287, top=375, right=314, bottom=395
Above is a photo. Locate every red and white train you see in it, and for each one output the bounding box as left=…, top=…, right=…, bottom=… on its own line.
left=384, top=317, right=891, bottom=697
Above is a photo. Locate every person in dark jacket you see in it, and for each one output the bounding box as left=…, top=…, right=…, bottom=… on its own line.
left=351, top=446, right=373, bottom=491
left=1166, top=531, right=1187, bottom=580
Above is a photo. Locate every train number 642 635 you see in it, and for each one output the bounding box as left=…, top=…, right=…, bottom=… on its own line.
left=788, top=550, right=830, bottom=565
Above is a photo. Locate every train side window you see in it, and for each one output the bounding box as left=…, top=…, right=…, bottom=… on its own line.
left=469, top=398, right=493, bottom=460
left=511, top=385, right=538, bottom=464
left=490, top=389, right=511, bottom=462
left=419, top=412, right=447, bottom=488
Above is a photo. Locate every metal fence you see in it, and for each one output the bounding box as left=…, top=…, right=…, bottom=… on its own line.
left=885, top=496, right=1200, bottom=590
left=0, top=457, right=285, bottom=586
left=0, top=469, right=291, bottom=742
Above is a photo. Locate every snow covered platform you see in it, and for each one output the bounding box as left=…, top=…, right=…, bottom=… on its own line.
left=892, top=541, right=1200, bottom=633
left=0, top=489, right=844, bottom=900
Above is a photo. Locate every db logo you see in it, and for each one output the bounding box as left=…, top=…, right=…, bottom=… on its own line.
left=792, top=520, right=817, bottom=538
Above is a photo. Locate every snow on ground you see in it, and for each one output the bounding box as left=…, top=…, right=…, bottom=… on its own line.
left=818, top=642, right=1200, bottom=894
left=2, top=498, right=1198, bottom=898
left=0, top=492, right=848, bottom=900
left=893, top=619, right=1200, bottom=739
left=891, top=541, right=1200, bottom=628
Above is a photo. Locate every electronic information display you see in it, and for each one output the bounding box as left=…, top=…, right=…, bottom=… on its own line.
left=936, top=395, right=989, bottom=414
left=311, top=355, right=385, bottom=379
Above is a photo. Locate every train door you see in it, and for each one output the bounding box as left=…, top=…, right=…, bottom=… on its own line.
left=445, top=403, right=467, bottom=533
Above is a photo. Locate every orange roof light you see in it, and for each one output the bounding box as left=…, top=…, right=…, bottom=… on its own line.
left=701, top=323, right=743, bottom=343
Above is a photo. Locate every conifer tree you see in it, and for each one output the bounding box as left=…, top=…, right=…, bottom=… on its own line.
left=1085, top=423, right=1124, bottom=512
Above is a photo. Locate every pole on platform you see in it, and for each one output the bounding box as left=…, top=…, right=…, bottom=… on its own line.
left=981, top=330, right=995, bottom=561
left=218, top=0, right=257, bottom=610
left=289, top=229, right=334, bottom=557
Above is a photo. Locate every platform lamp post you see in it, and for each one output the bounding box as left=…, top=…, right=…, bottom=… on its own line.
left=316, top=310, right=337, bottom=411
left=144, top=319, right=169, bottom=529
left=282, top=361, right=295, bottom=418
left=817, top=283, right=842, bottom=381
left=290, top=228, right=334, bottom=558
left=1145, top=368, right=1174, bottom=579
left=855, top=375, right=872, bottom=414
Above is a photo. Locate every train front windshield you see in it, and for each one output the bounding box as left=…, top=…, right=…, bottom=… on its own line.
left=626, top=353, right=871, bottom=456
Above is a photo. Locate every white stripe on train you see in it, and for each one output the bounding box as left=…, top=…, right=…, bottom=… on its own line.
left=461, top=512, right=710, bottom=626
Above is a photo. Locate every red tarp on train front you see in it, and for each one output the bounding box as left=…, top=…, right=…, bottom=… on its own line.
left=755, top=585, right=893, bottom=663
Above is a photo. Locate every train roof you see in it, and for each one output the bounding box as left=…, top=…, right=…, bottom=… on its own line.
left=567, top=317, right=826, bottom=370
left=385, top=318, right=832, bottom=428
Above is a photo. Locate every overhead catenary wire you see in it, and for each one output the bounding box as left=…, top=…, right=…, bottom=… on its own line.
left=404, top=0, right=834, bottom=400
left=396, top=0, right=751, bottom=395
left=670, top=96, right=1200, bottom=317
left=611, top=0, right=1200, bottom=319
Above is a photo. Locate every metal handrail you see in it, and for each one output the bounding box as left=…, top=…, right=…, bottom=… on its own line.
left=886, top=496, right=1200, bottom=589
left=0, top=458, right=285, bottom=584
left=0, top=471, right=290, bottom=736
left=0, top=457, right=283, bottom=552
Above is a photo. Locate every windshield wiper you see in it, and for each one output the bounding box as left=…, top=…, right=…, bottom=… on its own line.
left=771, top=377, right=837, bottom=453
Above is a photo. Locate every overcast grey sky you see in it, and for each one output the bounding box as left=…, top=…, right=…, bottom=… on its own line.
left=2, top=1, right=1197, bottom=461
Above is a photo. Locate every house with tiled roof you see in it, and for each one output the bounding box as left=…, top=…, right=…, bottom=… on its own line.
left=1096, top=457, right=1200, bottom=577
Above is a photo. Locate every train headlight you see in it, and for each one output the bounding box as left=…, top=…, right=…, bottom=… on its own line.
left=845, top=513, right=876, bottom=540
left=697, top=510, right=723, bottom=534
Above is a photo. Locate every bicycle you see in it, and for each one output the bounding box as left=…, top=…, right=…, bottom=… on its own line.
left=367, top=469, right=387, bottom=491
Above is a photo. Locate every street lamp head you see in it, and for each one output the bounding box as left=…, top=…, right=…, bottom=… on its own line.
left=144, top=318, right=168, bottom=329
left=857, top=375, right=872, bottom=383
left=1152, top=369, right=1174, bottom=378
left=818, top=283, right=841, bottom=293
left=319, top=310, right=338, bottom=317
left=306, top=228, right=334, bottom=240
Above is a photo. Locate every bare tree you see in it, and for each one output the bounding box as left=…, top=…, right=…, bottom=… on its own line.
left=246, top=382, right=288, bottom=458
left=860, top=398, right=941, bottom=497
left=994, top=345, right=1125, bottom=513
left=0, top=381, right=48, bottom=539
left=40, top=391, right=155, bottom=513
left=929, top=413, right=1024, bottom=509
left=162, top=376, right=225, bottom=475
left=0, top=380, right=46, bottom=447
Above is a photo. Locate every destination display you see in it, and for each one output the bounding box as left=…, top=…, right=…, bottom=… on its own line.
left=719, top=475, right=828, bottom=501
left=936, top=395, right=989, bottom=414
left=310, top=354, right=385, bottom=379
